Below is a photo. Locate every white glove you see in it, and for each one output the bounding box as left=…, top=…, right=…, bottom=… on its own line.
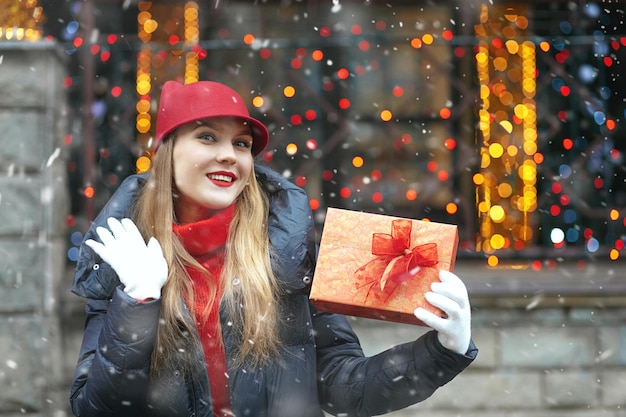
left=85, top=217, right=168, bottom=301
left=413, top=270, right=471, bottom=354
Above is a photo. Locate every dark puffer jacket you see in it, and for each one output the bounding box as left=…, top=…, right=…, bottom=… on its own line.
left=70, top=164, right=477, bottom=417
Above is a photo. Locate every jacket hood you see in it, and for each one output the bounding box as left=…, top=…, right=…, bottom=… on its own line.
left=71, top=165, right=316, bottom=299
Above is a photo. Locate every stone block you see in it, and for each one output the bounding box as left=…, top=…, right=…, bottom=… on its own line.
left=0, top=316, right=46, bottom=413
left=600, top=369, right=626, bottom=407
left=0, top=44, right=66, bottom=109
left=0, top=239, right=44, bottom=313
left=0, top=164, right=69, bottom=238
left=544, top=369, right=598, bottom=407
left=501, top=327, right=595, bottom=368
left=413, top=370, right=542, bottom=410
left=471, top=327, right=497, bottom=368
left=350, top=317, right=429, bottom=356
left=598, top=326, right=626, bottom=366
left=0, top=110, right=46, bottom=171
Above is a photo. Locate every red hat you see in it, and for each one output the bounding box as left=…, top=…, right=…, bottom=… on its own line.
left=154, top=81, right=269, bottom=156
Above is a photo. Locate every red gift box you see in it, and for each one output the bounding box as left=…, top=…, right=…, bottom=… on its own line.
left=310, top=208, right=459, bottom=326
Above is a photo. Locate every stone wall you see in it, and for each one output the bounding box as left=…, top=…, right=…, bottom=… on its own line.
left=0, top=41, right=69, bottom=416
left=352, top=260, right=626, bottom=417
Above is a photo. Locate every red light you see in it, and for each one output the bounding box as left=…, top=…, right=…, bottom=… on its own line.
left=593, top=177, right=604, bottom=189
left=550, top=205, right=560, bottom=216
left=100, top=51, right=111, bottom=62
left=111, top=86, right=122, bottom=97
left=351, top=25, right=362, bottom=35
left=83, top=186, right=95, bottom=199
left=603, top=56, right=613, bottom=67
left=338, top=98, right=350, bottom=109
left=372, top=192, right=383, bottom=203
left=296, top=48, right=307, bottom=58
left=322, top=170, right=333, bottom=181
left=442, top=30, right=453, bottom=41
left=290, top=114, right=302, bottom=125
left=392, top=86, right=404, bottom=97
left=427, top=161, right=438, bottom=172
left=319, top=26, right=331, bottom=37
left=340, top=187, right=351, bottom=198
left=358, top=40, right=370, bottom=51
left=260, top=48, right=271, bottom=59
left=305, top=110, right=317, bottom=121
left=560, top=86, right=571, bottom=96
left=295, top=176, right=307, bottom=187
left=337, top=68, right=350, bottom=80
left=559, top=194, right=570, bottom=206
left=168, top=35, right=180, bottom=45
left=531, top=260, right=542, bottom=271
left=107, top=34, right=117, bottom=44
left=444, top=138, right=457, bottom=150
left=371, top=169, right=382, bottom=181
left=73, top=37, right=83, bottom=48
left=309, top=199, right=320, bottom=211
left=262, top=151, right=274, bottom=162
left=562, top=138, right=573, bottom=150
left=306, top=139, right=317, bottom=150
left=291, top=58, right=302, bottom=69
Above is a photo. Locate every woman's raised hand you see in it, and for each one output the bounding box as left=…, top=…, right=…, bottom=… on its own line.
left=86, top=217, right=168, bottom=301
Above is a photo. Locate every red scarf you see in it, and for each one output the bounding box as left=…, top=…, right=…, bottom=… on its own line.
left=173, top=204, right=235, bottom=417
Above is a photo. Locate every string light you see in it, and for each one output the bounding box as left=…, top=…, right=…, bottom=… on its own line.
left=475, top=4, right=538, bottom=259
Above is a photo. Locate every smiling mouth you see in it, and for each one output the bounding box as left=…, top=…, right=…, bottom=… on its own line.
left=207, top=173, right=235, bottom=183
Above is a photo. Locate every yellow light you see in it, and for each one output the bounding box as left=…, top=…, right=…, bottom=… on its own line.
left=493, top=57, right=508, bottom=72
left=523, top=141, right=537, bottom=155
left=286, top=143, right=298, bottom=155
left=252, top=96, right=264, bottom=108
left=446, top=202, right=458, bottom=215
left=539, top=41, right=550, bottom=52
left=136, top=80, right=151, bottom=95
left=138, top=11, right=152, bottom=25
left=380, top=109, right=392, bottom=122
left=489, top=205, right=506, bottom=223
left=488, top=143, right=504, bottom=158
left=136, top=99, right=151, bottom=113
left=478, top=201, right=490, bottom=213
left=283, top=85, right=296, bottom=98
left=507, top=145, right=518, bottom=157
left=498, top=183, right=513, bottom=198
left=352, top=156, right=364, bottom=168
left=610, top=209, right=620, bottom=221
left=422, top=33, right=434, bottom=45
left=505, top=40, right=519, bottom=54
left=473, top=173, right=485, bottom=185
left=143, top=19, right=158, bottom=33
left=514, top=104, right=528, bottom=119
left=610, top=249, right=620, bottom=261
left=487, top=255, right=499, bottom=267
left=499, top=120, right=513, bottom=133
left=490, top=234, right=506, bottom=249
left=136, top=156, right=152, bottom=173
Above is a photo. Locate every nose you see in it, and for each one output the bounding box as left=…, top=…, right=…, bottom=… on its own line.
left=215, top=141, right=237, bottom=164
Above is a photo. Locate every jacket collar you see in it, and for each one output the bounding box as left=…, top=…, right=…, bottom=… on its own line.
left=72, top=165, right=315, bottom=299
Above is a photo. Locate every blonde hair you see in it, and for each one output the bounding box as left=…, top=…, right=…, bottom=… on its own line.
left=133, top=136, right=282, bottom=371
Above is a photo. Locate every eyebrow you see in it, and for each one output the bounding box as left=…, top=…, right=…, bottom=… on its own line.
left=194, top=120, right=253, bottom=137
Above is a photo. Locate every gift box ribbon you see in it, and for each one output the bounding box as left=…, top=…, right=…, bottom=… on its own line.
left=355, top=219, right=439, bottom=300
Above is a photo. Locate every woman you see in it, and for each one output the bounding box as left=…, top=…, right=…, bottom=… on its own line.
left=70, top=80, right=477, bottom=417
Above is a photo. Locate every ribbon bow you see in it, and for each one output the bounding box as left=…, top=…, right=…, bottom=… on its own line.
left=355, top=219, right=439, bottom=301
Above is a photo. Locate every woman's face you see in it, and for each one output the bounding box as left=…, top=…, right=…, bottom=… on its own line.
left=172, top=116, right=254, bottom=223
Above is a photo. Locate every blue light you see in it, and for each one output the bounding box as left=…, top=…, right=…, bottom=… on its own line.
left=67, top=247, right=80, bottom=262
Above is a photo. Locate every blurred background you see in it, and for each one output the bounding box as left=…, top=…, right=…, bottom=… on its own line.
left=0, top=0, right=625, bottom=416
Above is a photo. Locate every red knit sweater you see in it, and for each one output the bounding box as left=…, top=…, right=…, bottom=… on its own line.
left=173, top=205, right=235, bottom=417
